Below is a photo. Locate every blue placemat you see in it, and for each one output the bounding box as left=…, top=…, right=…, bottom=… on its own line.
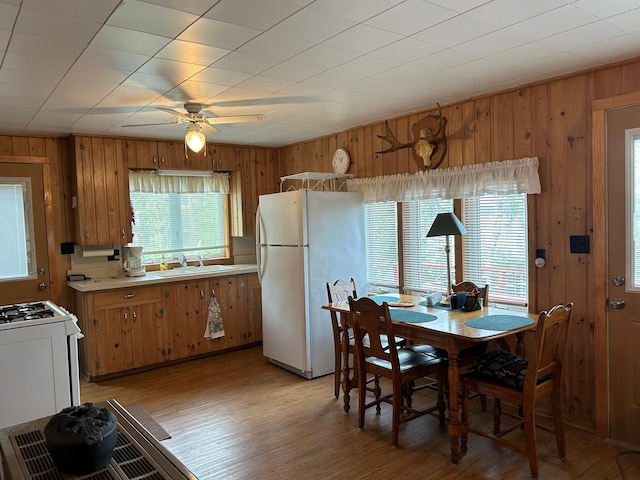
left=464, top=315, right=534, bottom=331
left=418, top=300, right=451, bottom=310
left=368, top=295, right=400, bottom=305
left=390, top=310, right=437, bottom=323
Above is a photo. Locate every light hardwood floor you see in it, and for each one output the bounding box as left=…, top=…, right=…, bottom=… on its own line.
left=81, top=346, right=637, bottom=480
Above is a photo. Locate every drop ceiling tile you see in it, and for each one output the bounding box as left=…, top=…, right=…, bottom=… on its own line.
left=91, top=25, right=171, bottom=56
left=205, top=0, right=302, bottom=30
left=444, top=58, right=539, bottom=85
left=62, top=63, right=130, bottom=86
left=425, top=0, right=491, bottom=13
left=179, top=17, right=262, bottom=50
left=169, top=80, right=229, bottom=100
left=236, top=76, right=294, bottom=93
left=368, top=37, right=443, bottom=63
left=156, top=40, right=229, bottom=66
left=0, top=3, right=18, bottom=30
left=22, top=0, right=120, bottom=22
left=78, top=45, right=150, bottom=71
left=343, top=76, right=405, bottom=96
left=0, top=30, right=9, bottom=51
left=323, top=24, right=403, bottom=55
left=454, top=29, right=530, bottom=57
left=409, top=48, right=480, bottom=74
left=606, top=7, right=640, bottom=33
left=503, top=4, right=598, bottom=41
left=1, top=51, right=70, bottom=78
left=135, top=0, right=219, bottom=16
left=7, top=32, right=86, bottom=62
left=269, top=8, right=355, bottom=43
left=307, top=0, right=404, bottom=22
left=570, top=33, right=640, bottom=62
left=288, top=44, right=358, bottom=69
left=412, top=14, right=499, bottom=48
left=466, top=0, right=568, bottom=28
left=364, top=0, right=457, bottom=36
left=137, top=57, right=207, bottom=83
left=572, top=0, right=640, bottom=18
left=40, top=84, right=117, bottom=111
left=190, top=67, right=252, bottom=87
left=211, top=51, right=281, bottom=75
left=239, top=32, right=313, bottom=61
left=106, top=0, right=199, bottom=37
left=97, top=84, right=162, bottom=108
left=121, top=72, right=176, bottom=93
left=14, top=6, right=102, bottom=44
left=262, top=60, right=336, bottom=82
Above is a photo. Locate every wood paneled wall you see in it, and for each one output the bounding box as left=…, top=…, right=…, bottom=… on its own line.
left=277, top=55, right=640, bottom=430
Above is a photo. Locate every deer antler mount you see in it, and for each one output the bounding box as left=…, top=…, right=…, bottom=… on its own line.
left=376, top=104, right=448, bottom=170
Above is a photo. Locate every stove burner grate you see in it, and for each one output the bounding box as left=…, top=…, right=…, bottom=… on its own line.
left=0, top=302, right=56, bottom=324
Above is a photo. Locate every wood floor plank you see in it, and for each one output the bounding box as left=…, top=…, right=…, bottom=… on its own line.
left=81, top=346, right=628, bottom=480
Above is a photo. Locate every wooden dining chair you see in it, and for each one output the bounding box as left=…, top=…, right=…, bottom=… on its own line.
left=348, top=296, right=446, bottom=448
left=460, top=303, right=573, bottom=478
left=326, top=278, right=358, bottom=398
left=452, top=281, right=489, bottom=308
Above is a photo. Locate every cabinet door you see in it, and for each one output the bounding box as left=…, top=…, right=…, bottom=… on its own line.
left=130, top=302, right=164, bottom=367
left=163, top=280, right=210, bottom=359
left=210, top=276, right=241, bottom=350
left=73, top=136, right=131, bottom=245
left=103, top=306, right=134, bottom=374
left=245, top=273, right=263, bottom=343
left=158, top=140, right=188, bottom=169
left=133, top=140, right=159, bottom=169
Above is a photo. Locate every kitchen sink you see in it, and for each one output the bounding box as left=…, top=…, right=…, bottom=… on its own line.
left=148, top=265, right=236, bottom=277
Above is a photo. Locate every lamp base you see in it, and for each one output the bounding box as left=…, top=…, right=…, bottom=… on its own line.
left=439, top=295, right=451, bottom=306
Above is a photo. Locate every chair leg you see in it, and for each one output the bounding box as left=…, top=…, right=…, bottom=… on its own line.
left=480, top=394, right=487, bottom=411
left=392, top=379, right=402, bottom=448
left=357, top=370, right=366, bottom=430
left=522, top=399, right=539, bottom=478
left=374, top=376, right=382, bottom=414
left=551, top=387, right=566, bottom=460
left=492, top=398, right=502, bottom=434
left=334, top=344, right=341, bottom=399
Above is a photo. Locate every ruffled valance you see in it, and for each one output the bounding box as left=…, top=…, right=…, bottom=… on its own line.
left=347, top=157, right=541, bottom=203
left=129, top=170, right=229, bottom=194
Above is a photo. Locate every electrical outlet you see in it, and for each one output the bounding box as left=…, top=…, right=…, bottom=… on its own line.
left=569, top=235, right=589, bottom=254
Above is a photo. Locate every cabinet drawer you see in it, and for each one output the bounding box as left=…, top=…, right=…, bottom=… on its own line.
left=93, top=287, right=161, bottom=309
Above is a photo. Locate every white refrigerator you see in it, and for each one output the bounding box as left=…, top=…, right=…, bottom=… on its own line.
left=256, top=189, right=366, bottom=379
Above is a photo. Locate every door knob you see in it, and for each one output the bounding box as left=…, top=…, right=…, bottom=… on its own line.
left=38, top=282, right=46, bottom=290
left=612, top=275, right=625, bottom=286
left=609, top=298, right=625, bottom=309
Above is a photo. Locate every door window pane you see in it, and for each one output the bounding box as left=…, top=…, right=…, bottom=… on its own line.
left=628, top=130, right=640, bottom=289
left=0, top=178, right=36, bottom=281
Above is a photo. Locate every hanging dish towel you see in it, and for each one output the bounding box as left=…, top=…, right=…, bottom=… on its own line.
left=204, top=289, right=225, bottom=339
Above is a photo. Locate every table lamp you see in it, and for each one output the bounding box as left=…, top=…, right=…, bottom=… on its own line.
left=426, top=212, right=467, bottom=306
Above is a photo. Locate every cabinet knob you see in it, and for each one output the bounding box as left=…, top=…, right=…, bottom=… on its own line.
left=121, top=229, right=126, bottom=237
left=124, top=293, right=135, bottom=298
left=132, top=311, right=137, bottom=320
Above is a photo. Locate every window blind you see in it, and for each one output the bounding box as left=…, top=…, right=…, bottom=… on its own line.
left=462, top=194, right=528, bottom=306
left=402, top=198, right=454, bottom=294
left=365, top=202, right=398, bottom=290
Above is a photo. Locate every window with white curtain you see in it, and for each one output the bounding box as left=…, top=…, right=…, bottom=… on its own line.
left=402, top=198, right=454, bottom=294
left=129, top=171, right=230, bottom=264
left=461, top=194, right=528, bottom=306
left=364, top=195, right=528, bottom=307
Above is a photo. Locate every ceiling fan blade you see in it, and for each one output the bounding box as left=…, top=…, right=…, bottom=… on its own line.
left=156, top=107, right=189, bottom=121
left=201, top=123, right=220, bottom=135
left=205, top=114, right=266, bottom=125
left=122, top=120, right=181, bottom=127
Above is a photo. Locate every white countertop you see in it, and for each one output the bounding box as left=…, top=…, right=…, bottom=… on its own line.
left=67, top=264, right=258, bottom=293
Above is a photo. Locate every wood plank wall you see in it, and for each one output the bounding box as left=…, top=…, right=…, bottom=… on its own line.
left=276, top=55, right=640, bottom=430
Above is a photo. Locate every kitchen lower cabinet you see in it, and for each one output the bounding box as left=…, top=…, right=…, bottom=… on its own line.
left=74, top=274, right=262, bottom=381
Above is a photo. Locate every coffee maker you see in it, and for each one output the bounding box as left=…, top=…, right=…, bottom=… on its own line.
left=123, top=245, right=145, bottom=277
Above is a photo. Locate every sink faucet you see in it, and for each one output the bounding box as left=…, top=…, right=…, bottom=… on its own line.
left=173, top=255, right=188, bottom=267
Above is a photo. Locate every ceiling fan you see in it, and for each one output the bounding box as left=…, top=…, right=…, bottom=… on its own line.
left=122, top=103, right=266, bottom=153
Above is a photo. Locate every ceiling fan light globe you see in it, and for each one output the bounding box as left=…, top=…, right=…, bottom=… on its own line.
left=185, top=128, right=206, bottom=153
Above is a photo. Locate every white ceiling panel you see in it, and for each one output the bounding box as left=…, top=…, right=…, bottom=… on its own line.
left=0, top=0, right=637, bottom=147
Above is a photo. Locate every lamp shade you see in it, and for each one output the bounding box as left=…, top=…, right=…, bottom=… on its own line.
left=426, top=212, right=467, bottom=237
left=185, top=124, right=206, bottom=153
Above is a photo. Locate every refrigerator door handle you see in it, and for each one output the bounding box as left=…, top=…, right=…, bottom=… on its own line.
left=256, top=204, right=264, bottom=285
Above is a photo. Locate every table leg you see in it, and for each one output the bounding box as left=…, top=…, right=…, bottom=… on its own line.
left=340, top=312, right=351, bottom=413
left=447, top=350, right=462, bottom=463
left=515, top=331, right=525, bottom=356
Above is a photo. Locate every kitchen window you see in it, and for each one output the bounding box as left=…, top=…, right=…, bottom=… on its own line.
left=128, top=170, right=230, bottom=264
left=365, top=195, right=528, bottom=307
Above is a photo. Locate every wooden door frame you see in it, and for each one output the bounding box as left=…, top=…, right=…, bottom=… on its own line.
left=592, top=92, right=640, bottom=438
left=0, top=155, right=58, bottom=301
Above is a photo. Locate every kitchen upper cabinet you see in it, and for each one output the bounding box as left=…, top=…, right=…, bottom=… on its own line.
left=71, top=136, right=131, bottom=246
left=126, top=140, right=160, bottom=169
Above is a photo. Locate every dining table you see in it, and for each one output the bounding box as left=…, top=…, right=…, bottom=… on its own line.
left=322, top=293, right=538, bottom=463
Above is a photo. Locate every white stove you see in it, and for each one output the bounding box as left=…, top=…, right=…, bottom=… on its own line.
left=0, top=300, right=82, bottom=428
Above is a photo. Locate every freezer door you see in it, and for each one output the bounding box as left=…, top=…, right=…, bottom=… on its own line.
left=260, top=245, right=310, bottom=374
left=257, top=190, right=305, bottom=246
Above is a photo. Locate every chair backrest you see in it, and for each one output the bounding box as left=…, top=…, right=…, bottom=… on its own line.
left=348, top=296, right=401, bottom=372
left=524, top=303, right=573, bottom=391
left=452, top=281, right=489, bottom=306
left=326, top=278, right=357, bottom=304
